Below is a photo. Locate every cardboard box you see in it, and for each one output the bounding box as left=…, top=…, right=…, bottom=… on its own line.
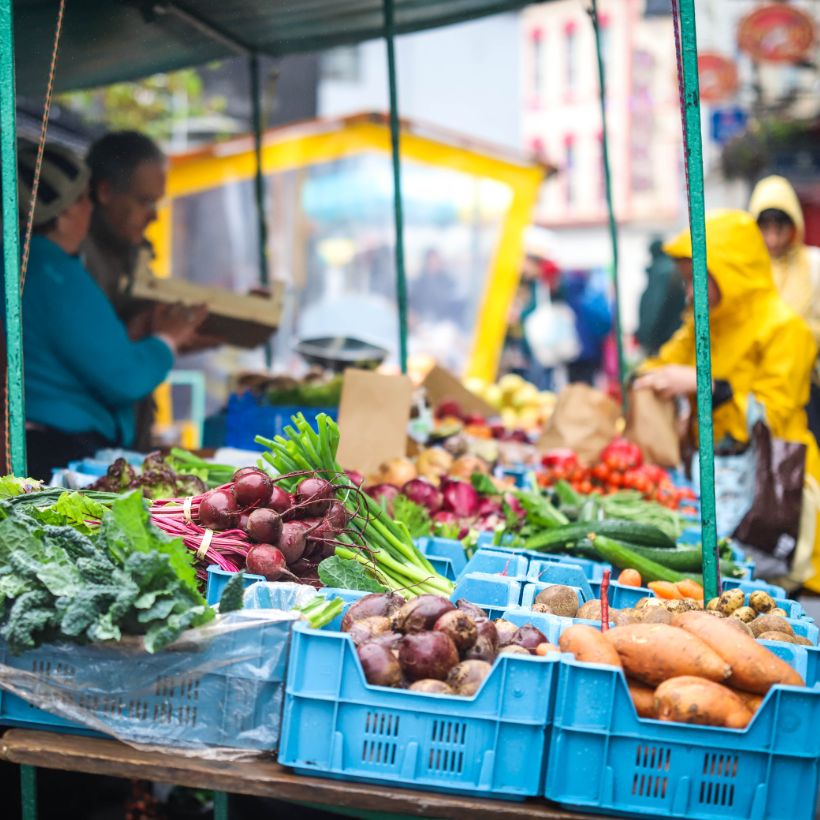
left=130, top=257, right=283, bottom=349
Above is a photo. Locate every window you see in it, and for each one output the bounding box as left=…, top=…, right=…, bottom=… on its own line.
left=320, top=47, right=361, bottom=82
left=564, top=136, right=575, bottom=207
left=531, top=29, right=544, bottom=101
left=565, top=24, right=577, bottom=92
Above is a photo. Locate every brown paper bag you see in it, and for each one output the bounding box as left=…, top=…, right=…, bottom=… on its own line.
left=336, top=369, right=413, bottom=476
left=624, top=389, right=681, bottom=467
left=422, top=365, right=495, bottom=418
left=538, top=384, right=620, bottom=464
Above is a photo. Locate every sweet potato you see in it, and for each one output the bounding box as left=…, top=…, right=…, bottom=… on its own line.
left=672, top=610, right=804, bottom=694
left=628, top=679, right=657, bottom=718
left=731, top=688, right=764, bottom=713
left=655, top=676, right=753, bottom=729
left=605, top=623, right=731, bottom=686
left=558, top=624, right=622, bottom=667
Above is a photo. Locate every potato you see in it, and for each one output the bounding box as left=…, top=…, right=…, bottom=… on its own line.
left=605, top=623, right=731, bottom=686
left=628, top=679, right=657, bottom=718
left=749, top=614, right=794, bottom=638
left=731, top=606, right=757, bottom=623
left=771, top=608, right=788, bottom=618
left=706, top=597, right=720, bottom=612
left=716, top=589, right=745, bottom=615
left=531, top=603, right=553, bottom=614
left=672, top=610, right=804, bottom=694
left=629, top=606, right=673, bottom=625
left=749, top=591, right=776, bottom=614
left=535, top=585, right=579, bottom=618
left=757, top=631, right=799, bottom=644
left=663, top=600, right=693, bottom=615
left=559, top=624, right=622, bottom=667
left=634, top=597, right=662, bottom=610
left=794, top=635, right=814, bottom=647
left=655, top=676, right=753, bottom=729
left=612, top=609, right=636, bottom=626
left=577, top=599, right=604, bottom=621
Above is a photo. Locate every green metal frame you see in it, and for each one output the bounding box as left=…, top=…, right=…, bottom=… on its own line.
left=676, top=0, right=719, bottom=599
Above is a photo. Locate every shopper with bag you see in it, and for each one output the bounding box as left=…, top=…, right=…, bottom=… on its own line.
left=633, top=209, right=820, bottom=592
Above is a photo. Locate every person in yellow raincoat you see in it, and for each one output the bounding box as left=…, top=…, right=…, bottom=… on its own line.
left=749, top=175, right=820, bottom=443
left=634, top=209, right=820, bottom=592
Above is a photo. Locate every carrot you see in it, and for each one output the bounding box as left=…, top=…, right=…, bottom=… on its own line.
left=618, top=568, right=642, bottom=587
left=605, top=623, right=731, bottom=686
left=648, top=581, right=684, bottom=600
left=671, top=610, right=804, bottom=694
left=559, top=625, right=622, bottom=667
left=655, top=676, right=753, bottom=729
left=628, top=679, right=657, bottom=718
left=675, top=579, right=704, bottom=600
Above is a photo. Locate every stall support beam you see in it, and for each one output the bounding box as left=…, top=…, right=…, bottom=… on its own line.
left=590, top=0, right=625, bottom=408
left=384, top=0, right=409, bottom=374
left=20, top=764, right=37, bottom=820
left=676, top=0, right=719, bottom=599
left=213, top=789, right=229, bottom=820
left=0, top=0, right=26, bottom=476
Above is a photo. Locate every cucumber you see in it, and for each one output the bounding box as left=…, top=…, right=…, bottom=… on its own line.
left=524, top=519, right=676, bottom=552
left=554, top=480, right=583, bottom=508
left=589, top=535, right=687, bottom=583
left=626, top=544, right=705, bottom=572
left=578, top=497, right=601, bottom=523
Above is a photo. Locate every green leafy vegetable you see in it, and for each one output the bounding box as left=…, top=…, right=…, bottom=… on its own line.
left=0, top=475, right=43, bottom=499
left=470, top=472, right=499, bottom=496
left=392, top=494, right=432, bottom=539
left=317, top=555, right=386, bottom=593
left=218, top=572, right=246, bottom=614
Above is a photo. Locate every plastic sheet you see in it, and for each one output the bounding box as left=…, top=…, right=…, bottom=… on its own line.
left=0, top=610, right=297, bottom=760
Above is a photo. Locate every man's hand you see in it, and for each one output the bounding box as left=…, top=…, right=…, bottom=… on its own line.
left=126, top=307, right=155, bottom=341
left=179, top=332, right=225, bottom=353
left=633, top=365, right=698, bottom=399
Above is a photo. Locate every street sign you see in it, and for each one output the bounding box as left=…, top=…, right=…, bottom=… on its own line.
left=710, top=107, right=748, bottom=145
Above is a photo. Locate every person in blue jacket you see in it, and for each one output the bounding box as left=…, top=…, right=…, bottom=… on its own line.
left=13, top=142, right=206, bottom=479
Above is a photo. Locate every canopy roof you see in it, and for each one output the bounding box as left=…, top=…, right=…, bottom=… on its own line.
left=16, top=0, right=542, bottom=95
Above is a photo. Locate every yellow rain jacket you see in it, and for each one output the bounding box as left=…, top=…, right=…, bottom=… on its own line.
left=654, top=210, right=820, bottom=589
left=749, top=175, right=820, bottom=348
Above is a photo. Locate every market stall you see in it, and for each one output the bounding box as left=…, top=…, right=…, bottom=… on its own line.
left=1, top=0, right=817, bottom=820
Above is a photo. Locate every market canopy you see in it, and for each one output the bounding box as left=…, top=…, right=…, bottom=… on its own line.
left=16, top=0, right=545, bottom=95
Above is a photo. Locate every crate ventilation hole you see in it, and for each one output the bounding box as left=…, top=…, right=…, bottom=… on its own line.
left=632, top=744, right=671, bottom=800
left=427, top=718, right=467, bottom=776
left=361, top=711, right=399, bottom=767
left=697, top=752, right=738, bottom=807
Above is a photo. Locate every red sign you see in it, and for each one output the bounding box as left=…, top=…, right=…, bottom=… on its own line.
left=697, top=53, right=739, bottom=103
left=738, top=5, right=815, bottom=63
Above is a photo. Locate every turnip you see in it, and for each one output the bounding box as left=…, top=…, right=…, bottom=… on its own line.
left=358, top=642, right=402, bottom=687
left=244, top=508, right=283, bottom=544
left=340, top=592, right=407, bottom=632
left=392, top=595, right=455, bottom=634
left=398, top=632, right=459, bottom=681
left=233, top=469, right=273, bottom=507
left=433, top=610, right=477, bottom=652
left=198, top=489, right=238, bottom=530
left=245, top=543, right=287, bottom=580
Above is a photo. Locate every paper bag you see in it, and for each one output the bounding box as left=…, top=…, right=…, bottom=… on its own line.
left=538, top=384, right=620, bottom=464
left=336, top=369, right=413, bottom=476
left=625, top=389, right=681, bottom=467
left=422, top=365, right=495, bottom=418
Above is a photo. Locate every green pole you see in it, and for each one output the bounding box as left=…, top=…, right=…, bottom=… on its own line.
left=383, top=0, right=409, bottom=374
left=590, top=0, right=625, bottom=408
left=20, top=764, right=37, bottom=820
left=677, top=0, right=719, bottom=600
left=213, top=790, right=229, bottom=820
left=249, top=53, right=272, bottom=368
left=0, top=0, right=27, bottom=476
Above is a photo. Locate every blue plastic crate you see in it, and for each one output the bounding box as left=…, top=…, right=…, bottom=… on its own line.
left=527, top=555, right=610, bottom=584
left=588, top=579, right=654, bottom=610
left=499, top=465, right=535, bottom=489
left=460, top=551, right=529, bottom=581
left=225, top=392, right=338, bottom=451
left=0, top=612, right=293, bottom=752
left=721, top=577, right=787, bottom=598
left=278, top=606, right=562, bottom=799
left=451, top=573, right=523, bottom=619
left=522, top=564, right=595, bottom=605
left=206, top=564, right=265, bottom=606
left=544, top=643, right=820, bottom=819
left=416, top=536, right=468, bottom=577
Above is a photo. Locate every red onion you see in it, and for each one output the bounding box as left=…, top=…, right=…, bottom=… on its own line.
left=401, top=478, right=443, bottom=512
left=366, top=484, right=400, bottom=514
left=441, top=479, right=480, bottom=517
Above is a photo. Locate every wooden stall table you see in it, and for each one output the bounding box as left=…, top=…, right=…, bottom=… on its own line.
left=0, top=729, right=604, bottom=820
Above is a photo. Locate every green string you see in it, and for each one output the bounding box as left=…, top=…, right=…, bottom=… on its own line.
left=384, top=0, right=409, bottom=374
left=590, top=0, right=626, bottom=410
left=676, top=0, right=719, bottom=600
left=0, top=0, right=27, bottom=476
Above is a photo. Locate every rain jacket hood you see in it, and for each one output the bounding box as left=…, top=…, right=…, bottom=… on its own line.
left=662, top=209, right=775, bottom=321
left=749, top=175, right=805, bottom=242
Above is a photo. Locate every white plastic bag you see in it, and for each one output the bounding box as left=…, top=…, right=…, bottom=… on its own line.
left=523, top=285, right=580, bottom=368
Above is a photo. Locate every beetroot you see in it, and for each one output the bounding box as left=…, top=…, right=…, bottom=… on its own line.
left=441, top=479, right=480, bottom=517
left=457, top=599, right=488, bottom=620
left=245, top=543, right=287, bottom=580
left=296, top=477, right=335, bottom=516
left=510, top=624, right=547, bottom=653
left=198, top=489, right=238, bottom=530
left=340, top=592, right=407, bottom=632
left=393, top=595, right=455, bottom=634
left=233, top=469, right=273, bottom=508
left=268, top=485, right=294, bottom=516
left=494, top=619, right=518, bottom=647
left=278, top=521, right=308, bottom=563
left=463, top=635, right=497, bottom=663
left=358, top=642, right=402, bottom=687
left=433, top=610, right=478, bottom=652
left=447, top=660, right=491, bottom=696
left=401, top=479, right=443, bottom=513
left=398, top=632, right=459, bottom=681
left=325, top=501, right=349, bottom=532
left=244, top=508, right=283, bottom=544
left=345, top=616, right=392, bottom=646
left=345, top=469, right=365, bottom=487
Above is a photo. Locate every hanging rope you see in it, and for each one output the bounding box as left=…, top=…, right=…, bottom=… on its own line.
left=588, top=0, right=625, bottom=408
left=19, top=0, right=67, bottom=289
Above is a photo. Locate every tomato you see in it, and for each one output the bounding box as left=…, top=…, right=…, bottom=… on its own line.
left=579, top=480, right=593, bottom=495
left=601, top=438, right=643, bottom=470
left=592, top=464, right=609, bottom=482
left=608, top=472, right=623, bottom=488
left=542, top=449, right=578, bottom=470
